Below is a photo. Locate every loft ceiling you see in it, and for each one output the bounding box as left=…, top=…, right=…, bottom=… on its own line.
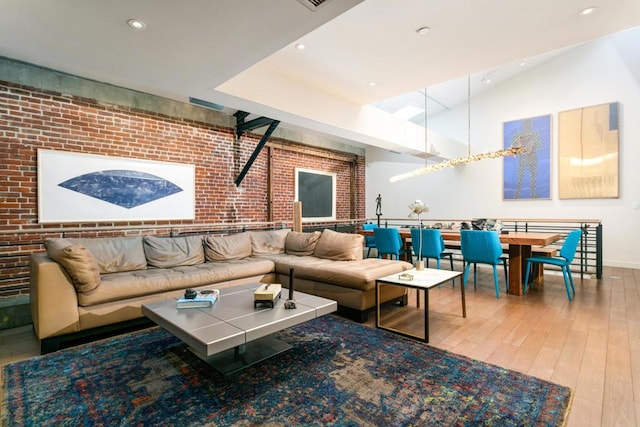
left=1, top=0, right=639, bottom=153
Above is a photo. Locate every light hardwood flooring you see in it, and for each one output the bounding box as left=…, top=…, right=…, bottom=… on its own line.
left=1, top=265, right=639, bottom=426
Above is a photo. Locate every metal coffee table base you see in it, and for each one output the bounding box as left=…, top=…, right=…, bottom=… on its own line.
left=192, top=335, right=292, bottom=376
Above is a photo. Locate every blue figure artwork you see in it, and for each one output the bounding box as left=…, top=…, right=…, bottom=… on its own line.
left=58, top=170, right=183, bottom=209
left=503, top=115, right=551, bottom=200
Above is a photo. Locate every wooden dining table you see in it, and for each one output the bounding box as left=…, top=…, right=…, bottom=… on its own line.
left=361, top=228, right=561, bottom=296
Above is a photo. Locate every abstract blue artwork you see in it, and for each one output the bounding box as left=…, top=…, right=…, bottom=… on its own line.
left=503, top=114, right=552, bottom=200
left=59, top=170, right=183, bottom=209
left=38, top=150, right=195, bottom=223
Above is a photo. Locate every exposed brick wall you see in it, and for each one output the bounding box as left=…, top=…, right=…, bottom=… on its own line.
left=0, top=81, right=365, bottom=296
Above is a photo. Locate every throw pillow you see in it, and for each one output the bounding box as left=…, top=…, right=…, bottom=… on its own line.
left=45, top=239, right=101, bottom=294
left=249, top=229, right=291, bottom=256
left=313, top=229, right=364, bottom=261
left=204, top=233, right=252, bottom=261
left=143, top=235, right=205, bottom=268
left=285, top=231, right=321, bottom=256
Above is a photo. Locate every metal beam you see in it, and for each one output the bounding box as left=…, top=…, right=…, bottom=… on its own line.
left=234, top=119, right=280, bottom=186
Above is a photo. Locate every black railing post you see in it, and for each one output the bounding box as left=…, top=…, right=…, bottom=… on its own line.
left=596, top=223, right=603, bottom=279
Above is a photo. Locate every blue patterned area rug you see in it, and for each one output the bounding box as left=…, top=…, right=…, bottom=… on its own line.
left=2, top=315, right=571, bottom=426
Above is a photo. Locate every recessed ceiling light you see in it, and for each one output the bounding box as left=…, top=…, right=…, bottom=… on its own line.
left=127, top=19, right=147, bottom=30
left=519, top=61, right=526, bottom=67
left=579, top=7, right=596, bottom=16
left=368, top=81, right=376, bottom=87
left=415, top=26, right=430, bottom=35
left=295, top=43, right=306, bottom=50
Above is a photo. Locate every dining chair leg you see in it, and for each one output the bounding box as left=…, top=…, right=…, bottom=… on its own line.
left=463, top=262, right=471, bottom=289
left=562, top=266, right=574, bottom=301
left=524, top=261, right=532, bottom=294
left=502, top=259, right=509, bottom=293
left=492, top=265, right=500, bottom=298
left=567, top=266, right=576, bottom=295
left=448, top=254, right=455, bottom=286
left=473, top=264, right=477, bottom=290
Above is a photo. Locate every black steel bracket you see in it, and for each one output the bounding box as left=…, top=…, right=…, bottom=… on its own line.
left=233, top=111, right=280, bottom=186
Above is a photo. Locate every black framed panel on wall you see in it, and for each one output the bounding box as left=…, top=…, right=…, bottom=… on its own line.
left=295, top=168, right=336, bottom=222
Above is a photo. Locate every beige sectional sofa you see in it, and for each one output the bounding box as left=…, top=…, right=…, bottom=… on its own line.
left=30, top=228, right=412, bottom=353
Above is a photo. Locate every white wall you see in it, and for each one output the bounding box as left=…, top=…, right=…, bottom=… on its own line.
left=366, top=28, right=640, bottom=269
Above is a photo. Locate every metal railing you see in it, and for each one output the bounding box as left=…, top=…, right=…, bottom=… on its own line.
left=363, top=217, right=602, bottom=279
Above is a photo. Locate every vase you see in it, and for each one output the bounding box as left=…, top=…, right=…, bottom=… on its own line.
left=416, top=259, right=425, bottom=270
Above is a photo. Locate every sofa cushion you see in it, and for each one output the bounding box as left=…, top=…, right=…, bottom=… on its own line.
left=143, top=235, right=205, bottom=268
left=77, top=257, right=275, bottom=307
left=250, top=229, right=290, bottom=256
left=45, top=239, right=101, bottom=294
left=267, top=254, right=412, bottom=292
left=285, top=231, right=321, bottom=256
left=68, top=236, right=147, bottom=274
left=204, top=233, right=252, bottom=261
left=313, top=229, right=364, bottom=261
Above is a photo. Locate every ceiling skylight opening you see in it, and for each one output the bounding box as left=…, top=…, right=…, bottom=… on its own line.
left=579, top=7, right=596, bottom=16
left=127, top=19, right=147, bottom=30
left=393, top=105, right=425, bottom=120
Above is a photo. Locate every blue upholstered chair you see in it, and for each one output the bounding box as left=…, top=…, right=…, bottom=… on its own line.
left=374, top=227, right=409, bottom=261
left=410, top=228, right=456, bottom=283
left=460, top=230, right=508, bottom=298
left=524, top=229, right=582, bottom=301
left=362, top=223, right=378, bottom=258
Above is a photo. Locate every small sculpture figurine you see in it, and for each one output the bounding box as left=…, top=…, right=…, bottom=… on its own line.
left=284, top=267, right=296, bottom=309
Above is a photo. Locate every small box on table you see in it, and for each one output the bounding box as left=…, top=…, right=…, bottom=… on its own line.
left=254, top=284, right=281, bottom=308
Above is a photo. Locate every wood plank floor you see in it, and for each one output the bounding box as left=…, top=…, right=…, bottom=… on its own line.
left=1, top=265, right=638, bottom=425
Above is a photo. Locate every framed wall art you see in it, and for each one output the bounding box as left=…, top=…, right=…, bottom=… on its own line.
left=558, top=102, right=619, bottom=199
left=503, top=114, right=552, bottom=200
left=38, top=149, right=195, bottom=223
left=295, top=168, right=336, bottom=222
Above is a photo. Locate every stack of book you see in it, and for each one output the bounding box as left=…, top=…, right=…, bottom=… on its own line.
left=176, top=289, right=219, bottom=309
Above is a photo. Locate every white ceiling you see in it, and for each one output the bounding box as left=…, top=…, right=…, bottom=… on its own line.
left=2, top=0, right=640, bottom=152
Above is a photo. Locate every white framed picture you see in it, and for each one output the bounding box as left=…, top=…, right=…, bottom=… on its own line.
left=294, top=168, right=336, bottom=222
left=38, top=149, right=195, bottom=223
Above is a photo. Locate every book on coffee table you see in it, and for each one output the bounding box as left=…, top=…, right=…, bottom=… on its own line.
left=177, top=289, right=219, bottom=309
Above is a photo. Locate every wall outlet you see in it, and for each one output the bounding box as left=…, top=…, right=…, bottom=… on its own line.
left=633, top=202, right=640, bottom=210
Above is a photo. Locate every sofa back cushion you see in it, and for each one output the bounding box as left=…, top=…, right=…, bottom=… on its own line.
left=143, top=235, right=205, bottom=268
left=69, top=236, right=147, bottom=274
left=45, top=239, right=101, bottom=294
left=204, top=233, right=252, bottom=261
left=285, top=231, right=321, bottom=256
left=313, top=229, right=364, bottom=261
left=250, top=229, right=291, bottom=256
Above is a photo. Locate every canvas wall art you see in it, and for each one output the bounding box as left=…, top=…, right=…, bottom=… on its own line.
left=38, top=149, right=195, bottom=223
left=295, top=168, right=336, bottom=222
left=503, top=114, right=552, bottom=200
left=558, top=102, right=619, bottom=199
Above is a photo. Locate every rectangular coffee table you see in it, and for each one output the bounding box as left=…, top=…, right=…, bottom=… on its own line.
left=142, top=283, right=336, bottom=375
left=375, top=268, right=464, bottom=343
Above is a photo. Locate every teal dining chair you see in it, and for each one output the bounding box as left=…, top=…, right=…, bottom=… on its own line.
left=362, top=223, right=378, bottom=258
left=410, top=228, right=456, bottom=283
left=374, top=227, right=409, bottom=261
left=524, top=229, right=582, bottom=301
left=460, top=230, right=508, bottom=298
